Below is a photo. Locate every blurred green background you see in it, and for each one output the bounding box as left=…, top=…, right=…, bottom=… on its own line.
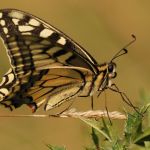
left=0, top=0, right=149, bottom=149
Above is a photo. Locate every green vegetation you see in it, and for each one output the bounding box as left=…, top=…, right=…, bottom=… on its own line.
left=47, top=92, right=150, bottom=150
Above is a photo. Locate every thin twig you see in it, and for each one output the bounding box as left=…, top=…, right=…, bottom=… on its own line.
left=0, top=109, right=127, bottom=120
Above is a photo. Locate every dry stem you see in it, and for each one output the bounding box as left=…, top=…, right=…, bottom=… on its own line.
left=0, top=109, right=127, bottom=120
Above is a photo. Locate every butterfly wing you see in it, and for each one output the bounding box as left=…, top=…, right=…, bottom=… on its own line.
left=0, top=9, right=98, bottom=74
left=0, top=68, right=19, bottom=110
left=26, top=67, right=93, bottom=111
left=0, top=9, right=97, bottom=111
left=0, top=67, right=92, bottom=111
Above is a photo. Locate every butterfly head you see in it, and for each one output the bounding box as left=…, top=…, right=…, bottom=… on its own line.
left=105, top=61, right=117, bottom=89
left=99, top=46, right=126, bottom=89
left=97, top=35, right=136, bottom=92
left=107, top=62, right=117, bottom=79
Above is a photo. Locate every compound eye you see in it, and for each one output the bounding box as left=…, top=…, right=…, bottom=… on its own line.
left=108, top=63, right=114, bottom=73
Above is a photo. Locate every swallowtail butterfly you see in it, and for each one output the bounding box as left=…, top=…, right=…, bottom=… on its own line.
left=0, top=9, right=135, bottom=112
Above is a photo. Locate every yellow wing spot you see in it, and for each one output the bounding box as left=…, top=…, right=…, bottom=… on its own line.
left=7, top=73, right=15, bottom=85
left=0, top=77, right=6, bottom=86
left=12, top=18, right=20, bottom=25
left=9, top=11, right=24, bottom=19
left=0, top=20, right=5, bottom=26
left=29, top=19, right=40, bottom=26
left=57, top=52, right=73, bottom=62
left=3, top=27, right=8, bottom=34
left=19, top=25, right=35, bottom=32
left=57, top=37, right=66, bottom=45
left=21, top=32, right=32, bottom=35
left=0, top=13, right=3, bottom=18
left=40, top=29, right=53, bottom=38
left=0, top=88, right=9, bottom=96
left=46, top=46, right=62, bottom=55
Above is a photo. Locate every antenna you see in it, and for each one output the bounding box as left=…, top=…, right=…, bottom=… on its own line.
left=111, top=34, right=136, bottom=62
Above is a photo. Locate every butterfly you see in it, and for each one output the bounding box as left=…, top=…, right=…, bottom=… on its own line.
left=0, top=9, right=136, bottom=112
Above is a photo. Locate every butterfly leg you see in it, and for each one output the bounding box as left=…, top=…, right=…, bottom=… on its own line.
left=91, top=96, right=94, bottom=110
left=108, top=83, right=140, bottom=114
left=50, top=100, right=74, bottom=117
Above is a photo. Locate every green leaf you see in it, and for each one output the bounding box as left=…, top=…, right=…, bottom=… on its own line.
left=79, top=117, right=112, bottom=141
left=112, top=140, right=127, bottom=150
left=84, top=147, right=96, bottom=150
left=124, top=111, right=143, bottom=144
left=46, top=144, right=66, bottom=150
left=101, top=118, right=112, bottom=140
left=134, top=127, right=150, bottom=146
left=91, top=128, right=100, bottom=149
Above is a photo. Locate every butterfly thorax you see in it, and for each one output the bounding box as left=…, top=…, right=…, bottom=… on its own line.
left=78, top=62, right=116, bottom=98
left=91, top=62, right=117, bottom=95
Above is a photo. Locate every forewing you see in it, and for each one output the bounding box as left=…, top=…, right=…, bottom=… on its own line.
left=0, top=9, right=98, bottom=76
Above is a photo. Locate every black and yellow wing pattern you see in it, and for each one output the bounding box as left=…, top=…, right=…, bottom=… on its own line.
left=0, top=9, right=116, bottom=112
